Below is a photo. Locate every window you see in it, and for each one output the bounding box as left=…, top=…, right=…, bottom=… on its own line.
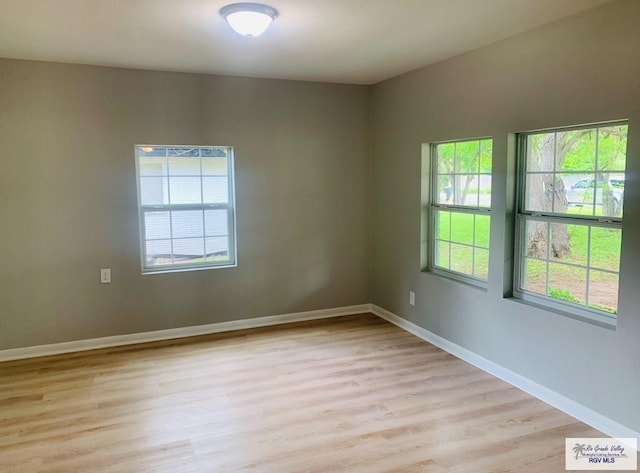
left=515, top=122, right=627, bottom=321
left=135, top=145, right=237, bottom=273
left=430, top=138, right=493, bottom=284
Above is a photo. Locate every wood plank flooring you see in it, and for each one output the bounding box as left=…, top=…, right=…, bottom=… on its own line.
left=0, top=313, right=605, bottom=472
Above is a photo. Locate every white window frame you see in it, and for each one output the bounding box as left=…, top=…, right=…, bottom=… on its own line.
left=429, top=137, right=493, bottom=287
left=513, top=122, right=627, bottom=325
left=134, top=145, right=237, bottom=274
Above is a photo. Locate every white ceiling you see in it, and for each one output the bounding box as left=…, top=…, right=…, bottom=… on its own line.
left=0, top=0, right=612, bottom=85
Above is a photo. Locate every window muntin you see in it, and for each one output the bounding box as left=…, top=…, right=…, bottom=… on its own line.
left=135, top=145, right=236, bottom=273
left=431, top=138, right=493, bottom=283
left=515, top=123, right=627, bottom=318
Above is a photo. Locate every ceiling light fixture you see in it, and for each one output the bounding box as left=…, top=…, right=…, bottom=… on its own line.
left=220, top=3, right=278, bottom=37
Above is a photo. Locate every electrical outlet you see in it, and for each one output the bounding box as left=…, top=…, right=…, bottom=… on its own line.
left=100, top=268, right=111, bottom=284
left=409, top=291, right=415, bottom=306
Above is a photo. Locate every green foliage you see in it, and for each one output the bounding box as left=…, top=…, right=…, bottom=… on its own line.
left=528, top=124, right=627, bottom=173
left=524, top=258, right=546, bottom=281
left=589, top=226, right=622, bottom=271
left=549, top=287, right=579, bottom=303
left=436, top=139, right=492, bottom=206
left=588, top=303, right=617, bottom=315
left=596, top=125, right=627, bottom=171
left=561, top=129, right=596, bottom=171
left=437, top=142, right=455, bottom=173
left=436, top=139, right=492, bottom=174
left=479, top=140, right=492, bottom=173
left=454, top=140, right=478, bottom=173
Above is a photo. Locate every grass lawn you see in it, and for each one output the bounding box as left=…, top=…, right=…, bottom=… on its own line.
left=435, top=207, right=621, bottom=314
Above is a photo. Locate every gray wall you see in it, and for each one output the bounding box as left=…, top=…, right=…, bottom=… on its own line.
left=0, top=61, right=371, bottom=349
left=371, top=0, right=640, bottom=432
left=1, top=0, right=638, bottom=434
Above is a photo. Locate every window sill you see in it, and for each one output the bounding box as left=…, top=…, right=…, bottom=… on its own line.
left=142, top=262, right=237, bottom=276
left=422, top=268, right=489, bottom=292
left=506, top=294, right=617, bottom=330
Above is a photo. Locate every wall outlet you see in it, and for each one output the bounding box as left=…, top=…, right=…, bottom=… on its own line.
left=409, top=291, right=415, bottom=306
left=100, top=268, right=111, bottom=284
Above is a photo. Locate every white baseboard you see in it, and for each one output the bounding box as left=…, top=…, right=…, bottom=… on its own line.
left=0, top=304, right=371, bottom=362
left=370, top=304, right=640, bottom=441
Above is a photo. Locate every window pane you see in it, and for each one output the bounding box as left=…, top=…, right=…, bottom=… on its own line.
left=205, top=209, right=229, bottom=237
left=558, top=129, right=596, bottom=172
left=552, top=223, right=587, bottom=266
left=559, top=174, right=580, bottom=211
left=593, top=174, right=623, bottom=218
left=139, top=161, right=166, bottom=176
left=435, top=241, right=450, bottom=269
left=201, top=148, right=227, bottom=158
left=565, top=175, right=595, bottom=203
left=474, top=215, right=490, bottom=248
left=171, top=210, right=204, bottom=239
left=140, top=177, right=168, bottom=205
left=523, top=219, right=548, bottom=260
left=522, top=258, right=546, bottom=295
left=202, top=157, right=228, bottom=176
left=525, top=174, right=554, bottom=213
left=478, top=175, right=491, bottom=208
left=565, top=174, right=597, bottom=216
left=437, top=143, right=455, bottom=174
left=455, top=141, right=480, bottom=174
left=144, top=211, right=171, bottom=240
left=549, top=175, right=571, bottom=215
left=549, top=262, right=586, bottom=306
left=173, top=238, right=205, bottom=262
left=450, top=244, right=473, bottom=275
left=168, top=157, right=200, bottom=176
left=206, top=237, right=230, bottom=261
left=474, top=248, right=489, bottom=279
left=549, top=222, right=570, bottom=260
left=450, top=175, right=477, bottom=206
left=169, top=177, right=202, bottom=205
left=597, top=125, right=627, bottom=172
left=462, top=178, right=480, bottom=207
left=138, top=146, right=167, bottom=157
left=588, top=271, right=618, bottom=314
left=479, top=139, right=492, bottom=173
left=434, top=139, right=491, bottom=209
left=526, top=133, right=554, bottom=173
left=590, top=227, right=621, bottom=272
left=450, top=212, right=474, bottom=245
left=146, top=240, right=172, bottom=266
left=168, top=147, right=199, bottom=157
left=203, top=177, right=229, bottom=204
left=437, top=175, right=453, bottom=204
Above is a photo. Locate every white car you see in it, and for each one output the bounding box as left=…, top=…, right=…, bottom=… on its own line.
left=565, top=177, right=624, bottom=210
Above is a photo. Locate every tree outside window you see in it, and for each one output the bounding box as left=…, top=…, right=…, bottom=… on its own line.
left=517, top=123, right=627, bottom=318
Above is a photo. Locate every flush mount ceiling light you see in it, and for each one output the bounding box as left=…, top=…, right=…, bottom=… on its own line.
left=220, top=3, right=278, bottom=37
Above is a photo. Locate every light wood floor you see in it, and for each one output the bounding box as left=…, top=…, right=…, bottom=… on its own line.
left=1, top=313, right=604, bottom=473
